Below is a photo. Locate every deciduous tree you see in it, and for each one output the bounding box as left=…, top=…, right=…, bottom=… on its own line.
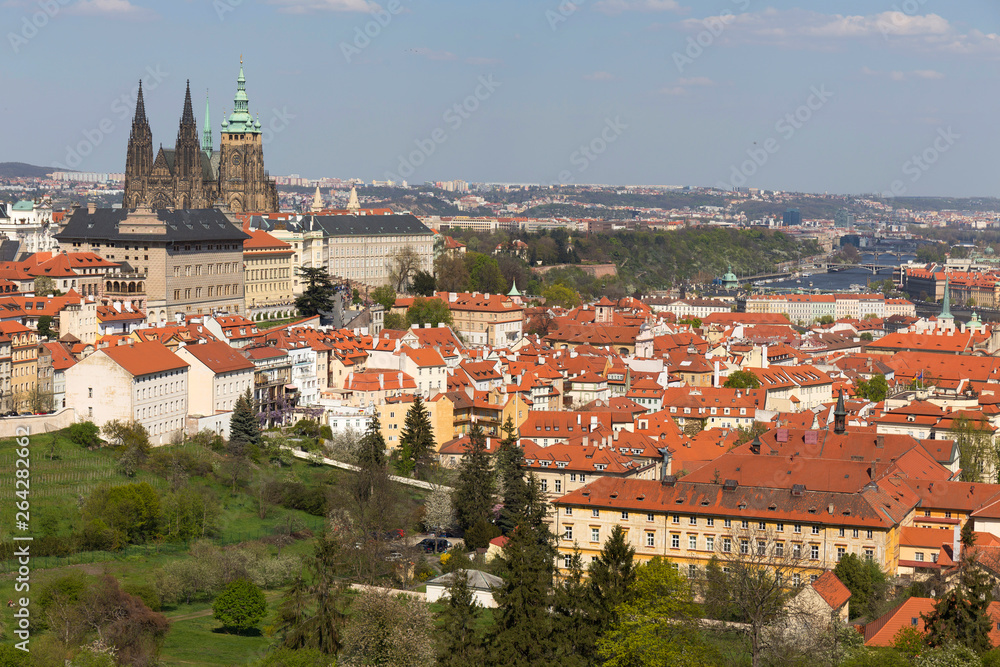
left=407, top=297, right=453, bottom=328
left=213, top=578, right=267, bottom=633
left=387, top=245, right=421, bottom=293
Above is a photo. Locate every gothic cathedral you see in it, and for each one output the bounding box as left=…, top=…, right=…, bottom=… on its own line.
left=123, top=60, right=279, bottom=213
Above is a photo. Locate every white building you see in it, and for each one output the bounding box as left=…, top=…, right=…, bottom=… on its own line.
left=175, top=340, right=255, bottom=417
left=64, top=340, right=189, bottom=444
left=0, top=200, right=57, bottom=255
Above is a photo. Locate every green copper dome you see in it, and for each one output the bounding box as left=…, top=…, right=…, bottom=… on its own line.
left=507, top=280, right=521, bottom=297
left=224, top=58, right=260, bottom=134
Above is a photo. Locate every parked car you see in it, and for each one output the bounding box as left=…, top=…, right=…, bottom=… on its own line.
left=416, top=538, right=449, bottom=554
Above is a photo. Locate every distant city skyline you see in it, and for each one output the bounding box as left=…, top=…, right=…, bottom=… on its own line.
left=3, top=1, right=1000, bottom=196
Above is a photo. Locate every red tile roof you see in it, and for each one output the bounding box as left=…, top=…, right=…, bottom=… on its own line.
left=180, top=341, right=255, bottom=374
left=810, top=571, right=851, bottom=611
left=101, top=341, right=189, bottom=376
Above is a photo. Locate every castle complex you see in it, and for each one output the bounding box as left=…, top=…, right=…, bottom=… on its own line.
left=123, top=60, right=278, bottom=213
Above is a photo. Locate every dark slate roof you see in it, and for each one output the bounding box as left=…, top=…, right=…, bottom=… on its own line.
left=250, top=214, right=433, bottom=237
left=0, top=239, right=20, bottom=263
left=0, top=203, right=7, bottom=219
left=55, top=208, right=250, bottom=243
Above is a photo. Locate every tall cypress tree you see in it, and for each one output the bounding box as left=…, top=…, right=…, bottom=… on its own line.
left=495, top=416, right=527, bottom=535
left=354, top=413, right=387, bottom=505
left=490, top=475, right=557, bottom=666
left=397, top=395, right=434, bottom=478
left=229, top=388, right=261, bottom=451
left=452, top=423, right=495, bottom=532
left=589, top=524, right=638, bottom=626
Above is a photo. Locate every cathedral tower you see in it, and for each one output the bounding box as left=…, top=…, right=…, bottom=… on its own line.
left=172, top=81, right=204, bottom=207
left=123, top=81, right=153, bottom=208
left=218, top=58, right=278, bottom=213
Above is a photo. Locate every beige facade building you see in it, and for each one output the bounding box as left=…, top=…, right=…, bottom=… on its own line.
left=246, top=214, right=434, bottom=291
left=64, top=341, right=189, bottom=444
left=175, top=341, right=255, bottom=416
left=243, top=229, right=295, bottom=320
left=56, top=206, right=249, bottom=325
left=436, top=291, right=524, bottom=347
left=0, top=321, right=38, bottom=411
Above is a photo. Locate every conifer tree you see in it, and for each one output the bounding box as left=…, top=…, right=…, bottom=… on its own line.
left=923, top=522, right=995, bottom=652
left=552, top=546, right=599, bottom=666
left=229, top=389, right=261, bottom=450
left=355, top=413, right=387, bottom=504
left=397, top=395, right=434, bottom=478
left=495, top=416, right=527, bottom=535
left=589, top=524, right=637, bottom=626
left=490, top=475, right=557, bottom=666
left=452, top=423, right=495, bottom=532
left=436, top=570, right=486, bottom=667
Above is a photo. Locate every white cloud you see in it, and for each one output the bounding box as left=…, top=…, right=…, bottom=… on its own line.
left=268, top=0, right=380, bottom=13
left=659, top=86, right=687, bottom=96
left=676, top=9, right=1000, bottom=56
left=406, top=47, right=457, bottom=61
left=677, top=76, right=713, bottom=86
left=584, top=71, right=615, bottom=81
left=67, top=0, right=157, bottom=19
left=595, top=0, right=683, bottom=15
left=466, top=57, right=503, bottom=66
left=861, top=66, right=945, bottom=81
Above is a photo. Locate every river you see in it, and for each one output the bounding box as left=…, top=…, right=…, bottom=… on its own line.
left=766, top=253, right=917, bottom=293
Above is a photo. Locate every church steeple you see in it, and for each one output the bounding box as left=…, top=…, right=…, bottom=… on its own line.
left=225, top=56, right=260, bottom=134
left=310, top=185, right=323, bottom=212
left=940, top=276, right=953, bottom=320
left=202, top=91, right=212, bottom=153
left=133, top=80, right=148, bottom=126
left=174, top=80, right=201, bottom=188
left=834, top=389, right=847, bottom=434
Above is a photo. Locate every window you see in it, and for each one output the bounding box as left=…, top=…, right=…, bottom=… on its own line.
left=592, top=528, right=600, bottom=542
left=837, top=547, right=846, bottom=561
left=775, top=542, right=784, bottom=557
left=864, top=549, right=874, bottom=560
left=671, top=534, right=680, bottom=549
left=563, top=554, right=572, bottom=568
left=793, top=544, right=802, bottom=558
left=646, top=513, right=654, bottom=522
left=867, top=530, right=873, bottom=539
left=853, top=529, right=859, bottom=538
left=811, top=525, right=820, bottom=535
left=570, top=473, right=576, bottom=482
left=541, top=479, right=548, bottom=492
left=706, top=536, right=715, bottom=551
left=811, top=545, right=819, bottom=560
left=740, top=539, right=749, bottom=555
left=690, top=516, right=697, bottom=526
left=592, top=509, right=600, bottom=518
left=776, top=522, right=784, bottom=532
left=757, top=540, right=766, bottom=556
left=621, top=511, right=629, bottom=520
left=88, top=387, right=93, bottom=398
left=914, top=552, right=924, bottom=562
left=838, top=528, right=845, bottom=538
left=647, top=532, right=655, bottom=548
left=563, top=526, right=573, bottom=540
left=580, top=474, right=586, bottom=483
left=673, top=515, right=680, bottom=524
left=707, top=517, right=714, bottom=527
left=689, top=535, right=697, bottom=550
left=793, top=573, right=801, bottom=586
left=688, top=564, right=697, bottom=578
left=724, top=518, right=732, bottom=528
left=794, top=524, right=802, bottom=534
left=758, top=521, right=766, bottom=530
left=555, top=480, right=562, bottom=493
left=741, top=519, right=749, bottom=529
left=565, top=507, right=572, bottom=516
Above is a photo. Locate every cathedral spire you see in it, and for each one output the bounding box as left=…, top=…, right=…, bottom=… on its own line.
left=940, top=276, right=953, bottom=320
left=310, top=185, right=323, bottom=212
left=226, top=58, right=260, bottom=134
left=181, top=80, right=195, bottom=127
left=202, top=91, right=212, bottom=153
left=133, top=80, right=148, bottom=126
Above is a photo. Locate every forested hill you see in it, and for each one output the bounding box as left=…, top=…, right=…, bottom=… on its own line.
left=0, top=162, right=60, bottom=178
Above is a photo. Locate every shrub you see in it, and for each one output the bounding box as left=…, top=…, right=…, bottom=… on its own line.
left=213, top=578, right=267, bottom=633
left=68, top=421, right=102, bottom=449
left=124, top=583, right=162, bottom=612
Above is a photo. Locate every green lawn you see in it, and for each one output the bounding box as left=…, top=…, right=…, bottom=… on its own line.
left=160, top=599, right=280, bottom=666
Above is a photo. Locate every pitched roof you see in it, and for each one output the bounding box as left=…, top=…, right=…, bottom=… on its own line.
left=101, top=341, right=189, bottom=376
left=810, top=571, right=851, bottom=611
left=180, top=341, right=255, bottom=373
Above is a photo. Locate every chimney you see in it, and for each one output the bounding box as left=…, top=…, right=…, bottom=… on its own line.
left=876, top=435, right=884, bottom=449
left=87, top=202, right=96, bottom=214
left=577, top=414, right=581, bottom=425
left=379, top=374, right=384, bottom=390
left=761, top=344, right=769, bottom=368
left=827, top=503, right=834, bottom=515
left=714, top=360, right=720, bottom=387
left=953, top=523, right=961, bottom=561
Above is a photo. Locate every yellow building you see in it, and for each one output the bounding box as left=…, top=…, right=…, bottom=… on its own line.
left=551, top=476, right=916, bottom=580
left=244, top=229, right=295, bottom=320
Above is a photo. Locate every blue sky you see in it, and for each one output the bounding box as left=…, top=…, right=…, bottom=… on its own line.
left=3, top=0, right=1000, bottom=196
